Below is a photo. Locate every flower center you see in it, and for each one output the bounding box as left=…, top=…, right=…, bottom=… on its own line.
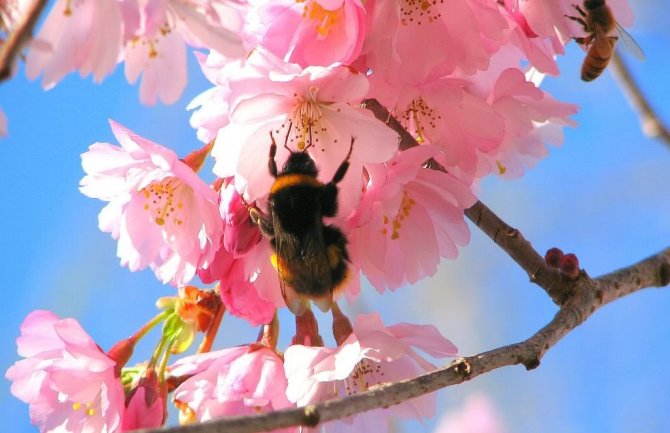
left=344, top=359, right=386, bottom=395
left=380, top=191, right=416, bottom=240
left=141, top=178, right=185, bottom=226
left=289, top=86, right=325, bottom=149
left=72, top=401, right=98, bottom=417
left=401, top=98, right=440, bottom=144
left=399, top=0, right=443, bottom=26
left=297, top=0, right=340, bottom=37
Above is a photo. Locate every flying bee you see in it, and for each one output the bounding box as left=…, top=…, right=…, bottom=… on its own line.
left=248, top=125, right=353, bottom=316
left=567, top=0, right=644, bottom=81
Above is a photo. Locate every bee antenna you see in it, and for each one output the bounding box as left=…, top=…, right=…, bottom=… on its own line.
left=283, top=121, right=293, bottom=152
left=346, top=136, right=355, bottom=160
left=303, top=125, right=314, bottom=152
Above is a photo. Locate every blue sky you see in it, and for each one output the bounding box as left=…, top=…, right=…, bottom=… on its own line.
left=1, top=4, right=669, bottom=433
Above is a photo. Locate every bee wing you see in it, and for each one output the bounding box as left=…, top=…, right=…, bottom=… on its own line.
left=615, top=23, right=646, bottom=61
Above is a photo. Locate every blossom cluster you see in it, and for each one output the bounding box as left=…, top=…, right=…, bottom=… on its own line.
left=6, top=0, right=637, bottom=431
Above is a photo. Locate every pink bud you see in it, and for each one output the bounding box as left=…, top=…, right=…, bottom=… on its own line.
left=122, top=369, right=167, bottom=431
left=107, top=337, right=136, bottom=377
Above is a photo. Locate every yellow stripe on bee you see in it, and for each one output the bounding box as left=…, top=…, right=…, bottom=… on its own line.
left=327, top=245, right=342, bottom=269
left=270, top=174, right=322, bottom=195
left=271, top=253, right=293, bottom=280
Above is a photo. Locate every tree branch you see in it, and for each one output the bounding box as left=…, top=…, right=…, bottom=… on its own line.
left=138, top=247, right=670, bottom=433
left=0, top=0, right=47, bottom=82
left=610, top=52, right=670, bottom=148
left=362, top=98, right=564, bottom=304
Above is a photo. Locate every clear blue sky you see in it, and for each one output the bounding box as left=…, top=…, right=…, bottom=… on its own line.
left=1, top=4, right=669, bottom=433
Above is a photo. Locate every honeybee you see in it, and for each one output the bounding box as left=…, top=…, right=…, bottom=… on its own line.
left=249, top=126, right=353, bottom=316
left=567, top=0, right=644, bottom=81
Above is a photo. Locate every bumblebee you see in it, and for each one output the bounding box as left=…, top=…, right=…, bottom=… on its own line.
left=249, top=127, right=353, bottom=315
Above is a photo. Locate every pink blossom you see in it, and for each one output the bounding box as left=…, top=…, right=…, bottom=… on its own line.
left=347, top=146, right=475, bottom=293
left=369, top=74, right=505, bottom=183
left=80, top=120, right=222, bottom=286
left=284, top=313, right=457, bottom=432
left=484, top=68, right=578, bottom=178
left=170, top=344, right=293, bottom=425
left=0, top=0, right=22, bottom=32
left=199, top=235, right=283, bottom=324
left=498, top=7, right=561, bottom=76
left=213, top=57, right=398, bottom=216
left=26, top=0, right=123, bottom=88
left=362, top=0, right=507, bottom=85
left=0, top=108, right=7, bottom=137
left=434, top=394, right=506, bottom=433
left=5, top=310, right=125, bottom=433
left=121, top=0, right=246, bottom=105
left=220, top=182, right=261, bottom=256
left=252, top=0, right=366, bottom=67
left=122, top=369, right=166, bottom=431
left=188, top=52, right=235, bottom=143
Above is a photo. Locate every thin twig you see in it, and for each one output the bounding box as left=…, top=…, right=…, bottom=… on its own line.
left=0, top=0, right=47, bottom=82
left=362, top=98, right=565, bottom=305
left=137, top=247, right=670, bottom=433
left=610, top=52, right=670, bottom=148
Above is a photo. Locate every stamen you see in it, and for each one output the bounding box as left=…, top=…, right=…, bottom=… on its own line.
left=400, top=0, right=443, bottom=25
left=381, top=191, right=416, bottom=240
left=141, top=178, right=184, bottom=226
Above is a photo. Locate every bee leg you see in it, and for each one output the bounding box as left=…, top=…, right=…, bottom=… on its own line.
left=572, top=34, right=594, bottom=48
left=268, top=131, right=278, bottom=177
left=313, top=296, right=334, bottom=313
left=565, top=14, right=589, bottom=32
left=249, top=208, right=275, bottom=237
left=329, top=137, right=355, bottom=185
left=321, top=138, right=355, bottom=217
left=572, top=4, right=586, bottom=18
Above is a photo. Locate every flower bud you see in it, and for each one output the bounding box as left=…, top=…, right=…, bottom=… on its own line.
left=122, top=368, right=167, bottom=431
left=559, top=253, right=580, bottom=279
left=544, top=247, right=564, bottom=268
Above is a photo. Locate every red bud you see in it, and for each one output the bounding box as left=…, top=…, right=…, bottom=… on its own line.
left=544, top=247, right=564, bottom=268
left=559, top=253, right=580, bottom=279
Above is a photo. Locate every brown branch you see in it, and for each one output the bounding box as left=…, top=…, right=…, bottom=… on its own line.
left=137, top=247, right=670, bottom=433
left=362, top=98, right=564, bottom=304
left=0, top=0, right=47, bottom=82
left=610, top=52, right=670, bottom=148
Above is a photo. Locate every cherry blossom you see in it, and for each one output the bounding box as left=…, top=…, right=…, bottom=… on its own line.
left=122, top=369, right=166, bottom=431
left=220, top=182, right=261, bottom=256
left=79, top=120, right=222, bottom=286
left=347, top=146, right=475, bottom=293
left=5, top=310, right=125, bottom=433
left=369, top=74, right=505, bottom=183
left=213, top=56, right=398, bottom=215
left=170, top=344, right=293, bottom=425
left=484, top=68, right=578, bottom=178
left=284, top=312, right=458, bottom=432
left=433, top=394, right=506, bottom=433
left=251, top=0, right=367, bottom=67
left=362, top=0, right=507, bottom=85
left=121, top=0, right=247, bottom=105
left=26, top=0, right=123, bottom=88
left=0, top=109, right=7, bottom=137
